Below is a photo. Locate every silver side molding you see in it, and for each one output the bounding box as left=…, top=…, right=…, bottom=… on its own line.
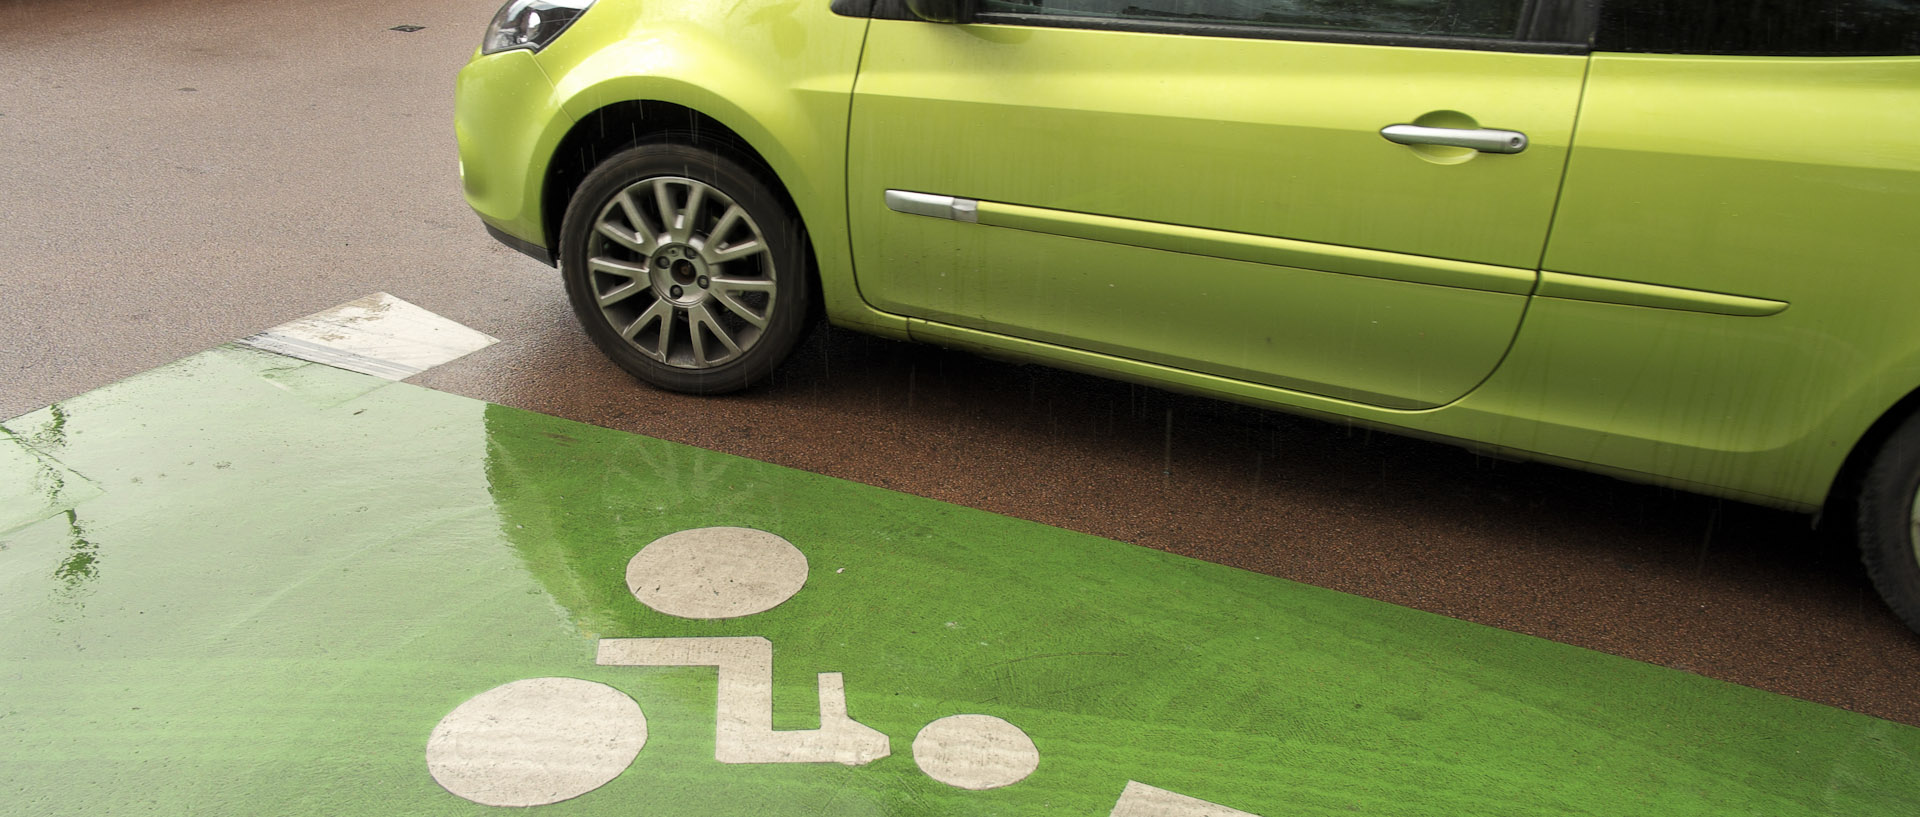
left=885, top=189, right=980, bottom=223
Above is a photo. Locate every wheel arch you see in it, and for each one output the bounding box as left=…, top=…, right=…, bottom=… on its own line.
left=541, top=100, right=795, bottom=240
left=1823, top=381, right=1920, bottom=528
left=541, top=99, right=824, bottom=319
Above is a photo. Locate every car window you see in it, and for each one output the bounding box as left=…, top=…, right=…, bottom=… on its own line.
left=1598, top=0, right=1920, bottom=55
left=976, top=0, right=1532, bottom=39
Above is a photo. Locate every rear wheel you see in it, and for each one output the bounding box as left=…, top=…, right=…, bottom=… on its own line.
left=1858, top=409, right=1920, bottom=634
left=559, top=142, right=810, bottom=394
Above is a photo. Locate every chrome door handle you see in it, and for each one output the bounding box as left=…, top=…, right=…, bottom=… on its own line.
left=1380, top=124, right=1528, bottom=154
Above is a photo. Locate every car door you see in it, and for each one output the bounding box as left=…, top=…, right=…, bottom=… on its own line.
left=846, top=1, right=1590, bottom=409
left=1456, top=0, right=1920, bottom=505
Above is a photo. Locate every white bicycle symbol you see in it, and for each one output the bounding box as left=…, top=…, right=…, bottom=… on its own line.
left=425, top=527, right=1039, bottom=808
left=425, top=527, right=1259, bottom=816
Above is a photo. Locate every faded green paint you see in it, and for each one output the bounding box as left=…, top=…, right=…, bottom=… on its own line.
left=2, top=411, right=103, bottom=536
left=2, top=344, right=1918, bottom=815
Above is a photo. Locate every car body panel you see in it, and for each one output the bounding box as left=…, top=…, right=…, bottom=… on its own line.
left=455, top=48, right=576, bottom=248
left=886, top=214, right=1534, bottom=409
left=1508, top=52, right=1920, bottom=509
left=846, top=20, right=1585, bottom=408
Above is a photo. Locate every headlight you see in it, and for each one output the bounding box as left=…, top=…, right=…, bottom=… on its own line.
left=481, top=0, right=596, bottom=55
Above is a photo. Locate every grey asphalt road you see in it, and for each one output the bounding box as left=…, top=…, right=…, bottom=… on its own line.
left=4, top=0, right=1917, bottom=727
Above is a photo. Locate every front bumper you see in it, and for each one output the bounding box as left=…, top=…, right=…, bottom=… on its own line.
left=454, top=47, right=575, bottom=261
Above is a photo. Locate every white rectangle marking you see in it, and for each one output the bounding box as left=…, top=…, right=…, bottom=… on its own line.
left=1110, top=781, right=1261, bottom=817
left=237, top=293, right=497, bottom=380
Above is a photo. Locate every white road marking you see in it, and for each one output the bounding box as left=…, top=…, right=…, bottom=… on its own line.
left=911, top=714, right=1040, bottom=790
left=1109, top=781, right=1262, bottom=817
left=626, top=527, right=809, bottom=619
left=237, top=292, right=497, bottom=380
left=425, top=677, right=646, bottom=808
left=597, top=636, right=890, bottom=765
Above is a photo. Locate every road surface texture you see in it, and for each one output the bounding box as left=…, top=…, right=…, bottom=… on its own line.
left=3, top=0, right=1916, bottom=731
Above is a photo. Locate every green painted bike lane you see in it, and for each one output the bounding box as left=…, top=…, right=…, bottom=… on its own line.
left=2, top=344, right=1915, bottom=816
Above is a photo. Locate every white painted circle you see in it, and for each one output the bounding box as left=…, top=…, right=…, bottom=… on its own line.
left=912, top=714, right=1039, bottom=790
left=626, top=527, right=809, bottom=619
left=426, top=678, right=646, bottom=807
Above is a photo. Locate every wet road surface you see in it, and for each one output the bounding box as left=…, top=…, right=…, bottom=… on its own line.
left=9, top=344, right=1912, bottom=816
left=3, top=0, right=1916, bottom=729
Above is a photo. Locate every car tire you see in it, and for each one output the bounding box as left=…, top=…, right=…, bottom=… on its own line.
left=558, top=141, right=811, bottom=394
left=1858, top=408, right=1920, bottom=633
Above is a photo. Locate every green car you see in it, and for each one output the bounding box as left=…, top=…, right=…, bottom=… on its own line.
left=455, top=0, right=1920, bottom=630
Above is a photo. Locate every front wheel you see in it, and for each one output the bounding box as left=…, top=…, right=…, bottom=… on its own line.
left=559, top=142, right=811, bottom=394
left=1858, top=409, right=1920, bottom=634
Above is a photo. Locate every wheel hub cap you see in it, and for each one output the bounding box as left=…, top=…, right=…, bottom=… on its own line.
left=581, top=175, right=779, bottom=370
left=652, top=244, right=711, bottom=305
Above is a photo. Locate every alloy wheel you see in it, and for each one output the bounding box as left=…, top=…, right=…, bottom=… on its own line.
left=584, top=176, right=778, bottom=369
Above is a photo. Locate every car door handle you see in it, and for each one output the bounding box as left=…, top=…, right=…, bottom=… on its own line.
left=1380, top=124, right=1528, bottom=154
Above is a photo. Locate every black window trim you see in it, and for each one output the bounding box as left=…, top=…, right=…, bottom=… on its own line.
left=830, top=0, right=879, bottom=16
left=838, top=0, right=1597, bottom=54
left=1592, top=1, right=1920, bottom=57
